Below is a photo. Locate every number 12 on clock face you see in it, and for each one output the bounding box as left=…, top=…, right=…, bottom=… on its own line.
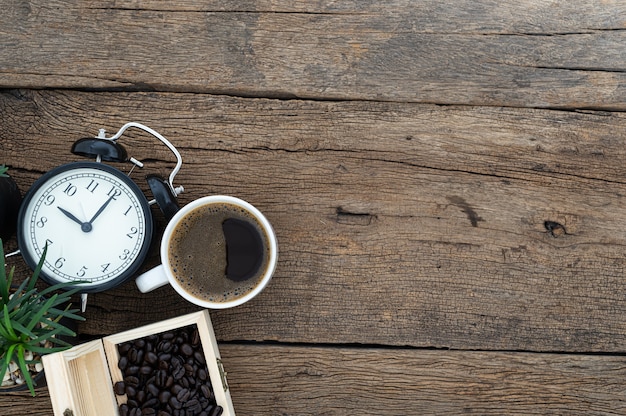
left=17, top=162, right=154, bottom=292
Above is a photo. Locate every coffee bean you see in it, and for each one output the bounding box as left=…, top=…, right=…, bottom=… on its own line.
left=171, top=384, right=183, bottom=395
left=159, top=390, right=172, bottom=404
left=197, top=369, right=207, bottom=381
left=136, top=389, right=146, bottom=404
left=184, top=398, right=200, bottom=409
left=176, top=388, right=190, bottom=402
left=119, top=403, right=130, bottom=416
left=135, top=350, right=145, bottom=365
left=114, top=381, right=126, bottom=395
left=135, top=339, right=146, bottom=349
left=143, top=398, right=159, bottom=409
left=171, top=356, right=182, bottom=369
left=154, top=369, right=167, bottom=387
left=172, top=365, right=185, bottom=380
left=193, top=351, right=205, bottom=365
left=126, top=365, right=140, bottom=376
left=118, top=356, right=129, bottom=370
left=141, top=365, right=154, bottom=375
left=143, top=409, right=156, bottom=416
left=169, top=396, right=182, bottom=410
left=119, top=343, right=132, bottom=355
left=199, top=385, right=211, bottom=399
left=147, top=383, right=160, bottom=397
left=146, top=352, right=158, bottom=365
left=180, top=343, right=193, bottom=357
left=191, top=329, right=200, bottom=346
left=125, top=376, right=140, bottom=388
left=162, top=332, right=175, bottom=340
left=125, top=385, right=137, bottom=398
left=209, top=406, right=223, bottom=416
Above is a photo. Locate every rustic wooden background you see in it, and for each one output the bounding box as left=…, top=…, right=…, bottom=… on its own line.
left=1, top=1, right=626, bottom=414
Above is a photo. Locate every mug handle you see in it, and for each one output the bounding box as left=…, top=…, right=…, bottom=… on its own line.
left=136, top=264, right=169, bottom=293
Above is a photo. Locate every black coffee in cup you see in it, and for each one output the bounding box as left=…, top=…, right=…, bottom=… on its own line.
left=168, top=202, right=271, bottom=303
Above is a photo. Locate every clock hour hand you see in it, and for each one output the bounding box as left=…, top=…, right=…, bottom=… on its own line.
left=87, top=194, right=115, bottom=226
left=57, top=206, right=85, bottom=226
left=58, top=206, right=92, bottom=233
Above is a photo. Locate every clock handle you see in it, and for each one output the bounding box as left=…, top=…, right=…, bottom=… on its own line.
left=136, top=264, right=170, bottom=293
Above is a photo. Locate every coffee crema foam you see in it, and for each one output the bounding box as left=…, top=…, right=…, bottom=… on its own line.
left=167, top=202, right=271, bottom=303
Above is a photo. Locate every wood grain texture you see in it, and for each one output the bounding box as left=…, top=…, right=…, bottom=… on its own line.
left=2, top=1, right=626, bottom=108
left=3, top=345, right=625, bottom=415
left=2, top=90, right=626, bottom=353
left=221, top=345, right=626, bottom=416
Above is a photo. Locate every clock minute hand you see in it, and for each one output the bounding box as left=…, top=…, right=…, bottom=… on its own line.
left=87, top=194, right=115, bottom=225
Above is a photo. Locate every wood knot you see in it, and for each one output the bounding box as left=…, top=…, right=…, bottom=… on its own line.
left=446, top=196, right=483, bottom=227
left=544, top=220, right=567, bottom=238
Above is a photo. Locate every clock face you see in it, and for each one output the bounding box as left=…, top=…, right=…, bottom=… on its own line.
left=17, top=162, right=153, bottom=292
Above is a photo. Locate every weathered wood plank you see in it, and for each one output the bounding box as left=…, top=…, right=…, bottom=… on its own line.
left=2, top=90, right=626, bottom=352
left=222, top=345, right=626, bottom=415
left=2, top=1, right=626, bottom=108
left=3, top=345, right=625, bottom=415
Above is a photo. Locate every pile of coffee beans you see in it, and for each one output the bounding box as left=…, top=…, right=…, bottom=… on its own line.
left=113, top=324, right=223, bottom=416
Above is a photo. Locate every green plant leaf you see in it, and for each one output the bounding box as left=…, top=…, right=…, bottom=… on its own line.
left=0, top=343, right=17, bottom=381
left=2, top=305, right=18, bottom=340
left=5, top=278, right=32, bottom=311
left=26, top=294, right=56, bottom=333
left=46, top=306, right=85, bottom=322
left=25, top=343, right=69, bottom=354
left=35, top=283, right=82, bottom=301
left=0, top=322, right=12, bottom=340
left=26, top=244, right=48, bottom=294
left=0, top=353, right=10, bottom=386
left=9, top=320, right=37, bottom=342
left=29, top=319, right=74, bottom=343
left=16, top=344, right=36, bottom=396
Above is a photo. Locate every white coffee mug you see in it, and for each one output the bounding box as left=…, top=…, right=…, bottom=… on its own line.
left=136, top=195, right=278, bottom=308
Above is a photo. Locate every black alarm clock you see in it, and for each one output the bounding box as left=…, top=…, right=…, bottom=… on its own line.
left=15, top=122, right=184, bottom=310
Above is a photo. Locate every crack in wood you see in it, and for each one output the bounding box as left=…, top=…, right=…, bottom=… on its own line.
left=336, top=206, right=375, bottom=226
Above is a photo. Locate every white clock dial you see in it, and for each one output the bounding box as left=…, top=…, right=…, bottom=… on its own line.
left=18, top=162, right=153, bottom=292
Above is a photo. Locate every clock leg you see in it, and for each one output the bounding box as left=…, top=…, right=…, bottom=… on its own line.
left=81, top=293, right=88, bottom=313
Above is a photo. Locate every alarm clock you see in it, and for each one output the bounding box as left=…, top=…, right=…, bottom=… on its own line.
left=16, top=122, right=184, bottom=310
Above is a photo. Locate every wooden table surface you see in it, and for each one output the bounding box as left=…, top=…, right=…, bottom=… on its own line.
left=2, top=1, right=626, bottom=414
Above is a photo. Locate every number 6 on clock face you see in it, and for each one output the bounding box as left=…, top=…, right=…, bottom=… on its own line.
left=17, top=162, right=154, bottom=292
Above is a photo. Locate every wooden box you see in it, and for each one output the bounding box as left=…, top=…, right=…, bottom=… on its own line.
left=42, top=310, right=235, bottom=416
